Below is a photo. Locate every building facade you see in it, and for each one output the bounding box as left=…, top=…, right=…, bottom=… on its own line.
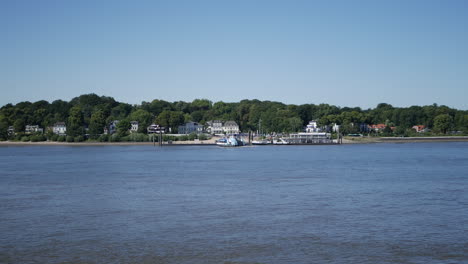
left=178, top=122, right=204, bottom=134
left=206, top=120, right=224, bottom=134
left=130, top=121, right=139, bottom=133
left=53, top=122, right=67, bottom=135
left=305, top=120, right=320, bottom=132
left=223, top=121, right=240, bottom=134
left=25, top=125, right=44, bottom=134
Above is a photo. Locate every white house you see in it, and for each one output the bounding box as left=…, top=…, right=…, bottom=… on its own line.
left=223, top=121, right=240, bottom=134
left=130, top=121, right=139, bottom=133
left=53, top=122, right=67, bottom=135
left=412, top=125, right=429, bottom=133
left=306, top=120, right=321, bottom=132
left=147, top=123, right=165, bottom=134
left=206, top=120, right=224, bottom=135
left=178, top=122, right=204, bottom=134
left=25, top=125, right=44, bottom=134
left=332, top=123, right=340, bottom=133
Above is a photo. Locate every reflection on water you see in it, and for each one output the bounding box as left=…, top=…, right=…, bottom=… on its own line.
left=1, top=143, right=468, bottom=263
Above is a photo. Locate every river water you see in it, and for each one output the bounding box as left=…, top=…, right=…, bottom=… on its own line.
left=1, top=143, right=467, bottom=264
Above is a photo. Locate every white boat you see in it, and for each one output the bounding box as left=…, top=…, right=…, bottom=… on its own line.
left=272, top=138, right=289, bottom=145
left=216, top=136, right=245, bottom=147
left=252, top=139, right=270, bottom=145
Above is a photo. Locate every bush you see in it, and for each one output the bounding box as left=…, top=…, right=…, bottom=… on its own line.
left=50, top=134, right=59, bottom=141
left=109, top=134, right=121, bottom=142
left=179, top=135, right=189, bottom=141
left=74, top=136, right=84, bottom=142
left=188, top=133, right=197, bottom=141
left=198, top=134, right=207, bottom=140
left=98, top=134, right=109, bottom=142
left=21, top=136, right=30, bottom=142
left=57, top=135, right=66, bottom=142
left=14, top=133, right=25, bottom=141
left=128, top=133, right=148, bottom=142
left=66, top=136, right=74, bottom=142
left=30, top=135, right=46, bottom=142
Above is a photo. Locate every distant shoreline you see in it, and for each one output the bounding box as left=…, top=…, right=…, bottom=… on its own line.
left=1, top=136, right=468, bottom=146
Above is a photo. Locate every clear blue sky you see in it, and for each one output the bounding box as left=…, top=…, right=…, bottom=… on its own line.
left=1, top=0, right=467, bottom=109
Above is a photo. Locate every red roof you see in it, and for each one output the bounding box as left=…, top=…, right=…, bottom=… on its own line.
left=369, top=124, right=386, bottom=129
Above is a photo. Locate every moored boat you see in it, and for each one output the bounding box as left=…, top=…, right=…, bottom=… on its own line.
left=252, top=139, right=270, bottom=145
left=216, top=136, right=245, bottom=147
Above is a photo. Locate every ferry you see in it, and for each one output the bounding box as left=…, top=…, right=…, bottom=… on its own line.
left=216, top=136, right=245, bottom=147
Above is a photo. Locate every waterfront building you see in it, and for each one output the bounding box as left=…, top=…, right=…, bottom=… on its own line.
left=52, top=122, right=67, bottom=135
left=130, top=121, right=139, bottom=133
left=206, top=120, right=224, bottom=135
left=147, top=124, right=165, bottom=134
left=412, top=125, right=428, bottom=133
left=332, top=123, right=340, bottom=133
left=223, top=121, right=239, bottom=134
left=287, top=132, right=333, bottom=144
left=305, top=120, right=321, bottom=132
left=25, top=125, right=44, bottom=134
left=369, top=124, right=386, bottom=132
left=178, top=122, right=204, bottom=134
left=109, top=120, right=119, bottom=134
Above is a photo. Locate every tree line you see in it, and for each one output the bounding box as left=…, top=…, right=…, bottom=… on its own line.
left=0, top=93, right=467, bottom=141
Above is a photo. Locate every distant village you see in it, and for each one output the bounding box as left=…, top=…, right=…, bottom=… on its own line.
left=4, top=118, right=435, bottom=143
left=0, top=94, right=466, bottom=143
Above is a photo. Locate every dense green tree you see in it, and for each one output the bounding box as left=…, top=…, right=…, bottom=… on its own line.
left=433, top=114, right=453, bottom=134
left=67, top=106, right=84, bottom=137
left=13, top=118, right=26, bottom=133
left=0, top=115, right=8, bottom=140
left=116, top=119, right=131, bottom=137
left=88, top=110, right=106, bottom=138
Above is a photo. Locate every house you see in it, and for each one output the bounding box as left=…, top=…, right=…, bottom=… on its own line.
left=206, top=120, right=224, bottom=135
left=412, top=125, right=428, bottom=133
left=109, top=120, right=119, bottom=134
left=305, top=120, right=320, bottom=132
left=25, top=125, right=44, bottom=134
left=53, top=122, right=67, bottom=135
left=147, top=123, right=165, bottom=134
left=7, top=126, right=15, bottom=136
left=359, top=123, right=370, bottom=133
left=178, top=122, right=204, bottom=134
left=130, top=121, right=139, bottom=133
left=223, top=121, right=239, bottom=134
left=332, top=123, right=340, bottom=132
left=369, top=124, right=386, bottom=132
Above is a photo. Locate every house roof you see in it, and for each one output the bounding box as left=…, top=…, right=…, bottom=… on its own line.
left=224, top=121, right=238, bottom=126
left=369, top=124, right=386, bottom=129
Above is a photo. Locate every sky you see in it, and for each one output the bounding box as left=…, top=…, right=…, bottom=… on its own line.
left=1, top=0, right=467, bottom=109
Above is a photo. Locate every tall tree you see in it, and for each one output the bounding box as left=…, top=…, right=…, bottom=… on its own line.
left=88, top=110, right=106, bottom=138
left=433, top=114, right=453, bottom=134
left=67, top=106, right=84, bottom=137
